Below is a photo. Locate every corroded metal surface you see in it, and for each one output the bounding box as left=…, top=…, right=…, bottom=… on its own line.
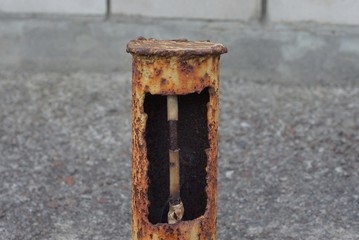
left=127, top=38, right=227, bottom=58
left=129, top=38, right=226, bottom=239
left=168, top=197, right=184, bottom=224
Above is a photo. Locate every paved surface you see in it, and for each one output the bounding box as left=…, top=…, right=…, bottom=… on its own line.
left=0, top=71, right=358, bottom=239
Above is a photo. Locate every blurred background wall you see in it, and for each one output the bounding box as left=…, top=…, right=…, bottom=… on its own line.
left=0, top=0, right=359, bottom=84
left=1, top=0, right=359, bottom=24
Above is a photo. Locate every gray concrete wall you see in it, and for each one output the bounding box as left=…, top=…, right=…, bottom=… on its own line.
left=110, top=0, right=261, bottom=20
left=0, top=16, right=358, bottom=85
left=0, top=1, right=359, bottom=84
left=268, top=0, right=359, bottom=26
left=1, top=1, right=359, bottom=25
left=0, top=0, right=106, bottom=15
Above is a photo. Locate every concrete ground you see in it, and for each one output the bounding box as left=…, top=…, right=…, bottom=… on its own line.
left=0, top=70, right=358, bottom=239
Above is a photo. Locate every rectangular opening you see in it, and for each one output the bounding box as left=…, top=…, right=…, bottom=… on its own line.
left=144, top=88, right=210, bottom=224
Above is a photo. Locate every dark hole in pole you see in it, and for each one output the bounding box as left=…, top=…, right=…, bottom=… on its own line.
left=144, top=88, right=210, bottom=224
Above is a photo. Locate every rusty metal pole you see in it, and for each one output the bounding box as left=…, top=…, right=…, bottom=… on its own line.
left=127, top=38, right=227, bottom=240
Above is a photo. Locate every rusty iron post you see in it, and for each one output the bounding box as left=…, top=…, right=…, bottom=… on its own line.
left=127, top=38, right=227, bottom=239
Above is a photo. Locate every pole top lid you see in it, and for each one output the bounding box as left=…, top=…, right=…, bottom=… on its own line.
left=127, top=37, right=227, bottom=57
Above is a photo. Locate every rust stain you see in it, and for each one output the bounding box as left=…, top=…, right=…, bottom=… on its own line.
left=129, top=38, right=226, bottom=239
left=155, top=68, right=163, bottom=77
left=127, top=38, right=227, bottom=58
left=64, top=176, right=75, bottom=186
left=160, top=78, right=167, bottom=86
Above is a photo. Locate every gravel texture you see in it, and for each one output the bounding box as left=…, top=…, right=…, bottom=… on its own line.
left=0, top=71, right=358, bottom=239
